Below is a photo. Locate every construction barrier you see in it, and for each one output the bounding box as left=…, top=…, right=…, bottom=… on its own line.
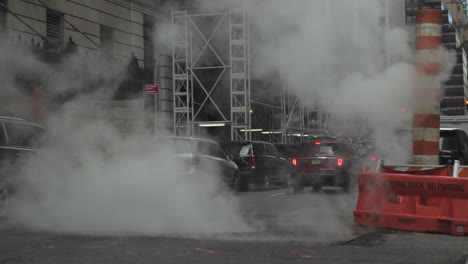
left=454, top=166, right=468, bottom=178
left=354, top=172, right=468, bottom=236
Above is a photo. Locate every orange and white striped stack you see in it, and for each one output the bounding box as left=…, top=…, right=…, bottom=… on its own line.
left=413, top=9, right=442, bottom=165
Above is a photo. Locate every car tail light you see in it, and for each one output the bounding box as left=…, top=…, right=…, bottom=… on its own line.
left=252, top=154, right=256, bottom=167
left=372, top=157, right=377, bottom=161
left=292, top=158, right=297, bottom=166
left=185, top=157, right=200, bottom=166
left=337, top=158, right=343, bottom=166
left=315, top=142, right=321, bottom=145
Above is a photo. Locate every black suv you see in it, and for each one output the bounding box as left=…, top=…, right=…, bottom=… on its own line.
left=0, top=116, right=45, bottom=217
left=220, top=141, right=291, bottom=190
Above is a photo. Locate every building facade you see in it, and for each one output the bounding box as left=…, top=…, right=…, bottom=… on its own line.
left=0, top=0, right=173, bottom=131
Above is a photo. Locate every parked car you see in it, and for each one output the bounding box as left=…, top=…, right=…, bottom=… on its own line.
left=439, top=128, right=468, bottom=165
left=172, top=137, right=241, bottom=193
left=291, top=140, right=363, bottom=193
left=220, top=140, right=291, bottom=190
left=0, top=116, right=45, bottom=218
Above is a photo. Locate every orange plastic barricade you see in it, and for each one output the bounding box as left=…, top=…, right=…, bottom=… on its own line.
left=354, top=172, right=468, bottom=236
left=457, top=167, right=468, bottom=178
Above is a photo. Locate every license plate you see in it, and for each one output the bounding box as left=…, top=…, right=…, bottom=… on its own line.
left=311, top=159, right=321, bottom=165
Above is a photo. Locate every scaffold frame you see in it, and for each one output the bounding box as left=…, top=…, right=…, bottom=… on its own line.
left=172, top=11, right=191, bottom=137
left=172, top=9, right=251, bottom=139
left=230, top=9, right=251, bottom=141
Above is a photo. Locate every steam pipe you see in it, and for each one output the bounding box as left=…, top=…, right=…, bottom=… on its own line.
left=412, top=8, right=442, bottom=165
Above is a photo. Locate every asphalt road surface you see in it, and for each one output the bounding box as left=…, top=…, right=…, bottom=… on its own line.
left=1, top=186, right=467, bottom=264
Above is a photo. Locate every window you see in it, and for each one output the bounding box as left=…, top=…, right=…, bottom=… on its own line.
left=198, top=141, right=210, bottom=156
left=143, top=14, right=154, bottom=83
left=46, top=9, right=63, bottom=47
left=239, top=145, right=251, bottom=156
left=4, top=122, right=43, bottom=148
left=172, top=138, right=193, bottom=154
left=458, top=131, right=468, bottom=152
left=253, top=143, right=267, bottom=155
left=211, top=143, right=227, bottom=159
left=100, top=25, right=114, bottom=60
left=440, top=131, right=458, bottom=151
left=265, top=144, right=278, bottom=155
left=0, top=122, right=6, bottom=146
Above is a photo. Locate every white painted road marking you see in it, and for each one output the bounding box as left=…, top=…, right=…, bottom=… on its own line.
left=272, top=192, right=286, bottom=197
left=279, top=211, right=297, bottom=216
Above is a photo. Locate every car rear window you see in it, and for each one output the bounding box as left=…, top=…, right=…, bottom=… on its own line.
left=298, top=143, right=355, bottom=155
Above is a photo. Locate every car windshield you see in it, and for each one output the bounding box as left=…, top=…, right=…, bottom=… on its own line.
left=439, top=132, right=458, bottom=151
left=172, top=138, right=193, bottom=154
left=4, top=122, right=44, bottom=148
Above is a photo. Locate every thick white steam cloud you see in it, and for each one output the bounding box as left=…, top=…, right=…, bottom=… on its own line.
left=0, top=38, right=252, bottom=236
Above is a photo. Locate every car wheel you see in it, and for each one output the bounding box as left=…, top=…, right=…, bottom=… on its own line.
left=0, top=188, right=8, bottom=219
left=285, top=172, right=291, bottom=187
left=232, top=173, right=240, bottom=195
left=342, top=176, right=352, bottom=193
left=263, top=173, right=271, bottom=190
left=292, top=175, right=304, bottom=194
left=239, top=175, right=250, bottom=192
left=312, top=184, right=322, bottom=192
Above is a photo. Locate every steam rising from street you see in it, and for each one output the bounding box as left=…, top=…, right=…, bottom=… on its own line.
left=10, top=111, right=252, bottom=235
left=0, top=40, right=252, bottom=236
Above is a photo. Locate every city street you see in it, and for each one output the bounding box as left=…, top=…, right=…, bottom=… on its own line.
left=1, top=187, right=466, bottom=264
left=1, top=0, right=468, bottom=264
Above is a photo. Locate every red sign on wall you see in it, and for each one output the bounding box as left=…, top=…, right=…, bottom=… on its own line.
left=145, top=84, right=159, bottom=94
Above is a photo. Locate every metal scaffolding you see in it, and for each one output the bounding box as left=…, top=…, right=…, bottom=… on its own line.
left=172, top=11, right=191, bottom=136
left=230, top=9, right=251, bottom=141
left=171, top=9, right=251, bottom=139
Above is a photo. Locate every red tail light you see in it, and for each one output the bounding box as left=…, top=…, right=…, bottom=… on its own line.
left=252, top=154, right=256, bottom=167
left=337, top=158, right=343, bottom=166
left=315, top=142, right=321, bottom=145
left=372, top=157, right=377, bottom=161
left=292, top=158, right=297, bottom=166
left=185, top=157, right=200, bottom=166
